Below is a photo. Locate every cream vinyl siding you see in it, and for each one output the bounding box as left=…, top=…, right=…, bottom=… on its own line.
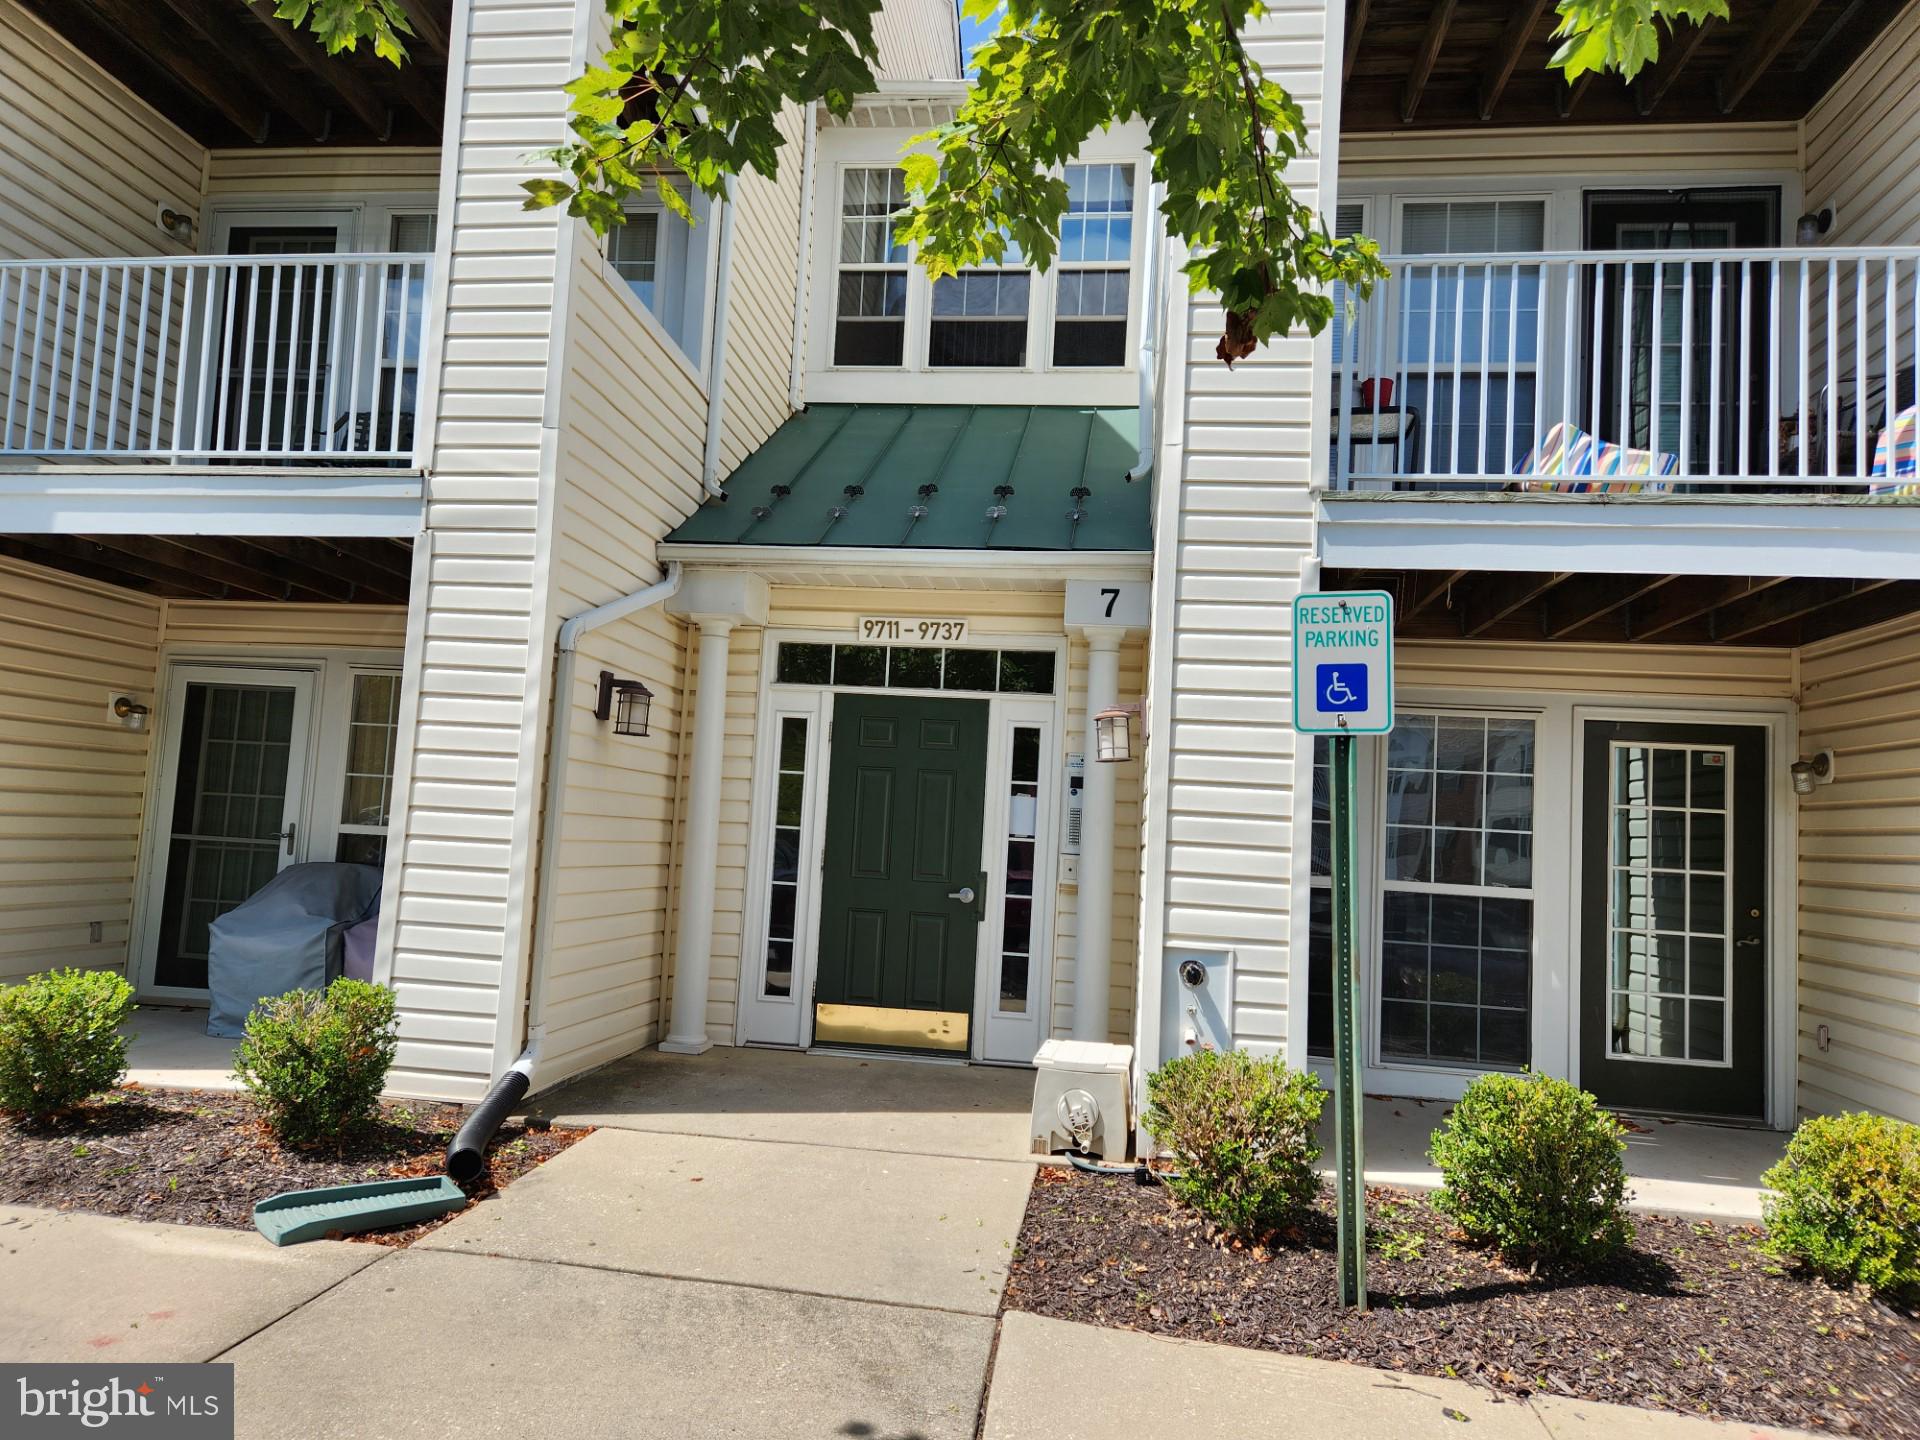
left=1054, top=630, right=1146, bottom=1043
left=1396, top=641, right=1795, bottom=700
left=1338, top=124, right=1801, bottom=183
left=1144, top=0, right=1332, bottom=1059
left=1802, top=3, right=1920, bottom=246
left=376, top=0, right=584, bottom=1101
left=161, top=603, right=409, bottom=651
left=0, top=558, right=161, bottom=985
left=526, top=88, right=806, bottom=1087
left=873, top=0, right=961, bottom=81
left=690, top=587, right=1143, bottom=1048
left=204, top=149, right=443, bottom=199
left=0, top=1, right=205, bottom=262
left=1796, top=613, right=1920, bottom=1124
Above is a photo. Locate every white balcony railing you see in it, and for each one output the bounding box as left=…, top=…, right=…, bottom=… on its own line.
left=0, top=253, right=431, bottom=465
left=1330, top=246, right=1920, bottom=494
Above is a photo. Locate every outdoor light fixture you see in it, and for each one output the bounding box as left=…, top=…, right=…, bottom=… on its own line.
left=1795, top=207, right=1834, bottom=245
left=109, top=695, right=150, bottom=732
left=1093, top=703, right=1143, bottom=764
left=595, top=670, right=654, bottom=737
left=1790, top=749, right=1836, bottom=795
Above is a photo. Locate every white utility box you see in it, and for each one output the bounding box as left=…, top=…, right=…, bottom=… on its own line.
left=1030, top=1038, right=1133, bottom=1162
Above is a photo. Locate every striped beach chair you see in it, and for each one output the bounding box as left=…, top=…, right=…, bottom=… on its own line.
left=1869, top=404, right=1918, bottom=496
left=1514, top=421, right=1679, bottom=493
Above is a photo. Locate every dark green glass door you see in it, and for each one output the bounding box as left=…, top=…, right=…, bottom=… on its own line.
left=814, top=693, right=989, bottom=1052
left=1579, top=720, right=1767, bottom=1119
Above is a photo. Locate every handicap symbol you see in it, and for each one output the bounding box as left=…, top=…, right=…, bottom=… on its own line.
left=1316, top=663, right=1368, bottom=714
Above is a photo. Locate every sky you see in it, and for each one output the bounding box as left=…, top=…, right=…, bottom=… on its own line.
left=959, top=5, right=1005, bottom=75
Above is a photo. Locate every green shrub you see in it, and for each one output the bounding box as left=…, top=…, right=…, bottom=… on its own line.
left=1143, top=1049, right=1326, bottom=1236
left=234, top=978, right=397, bottom=1147
left=0, top=968, right=136, bottom=1120
left=1429, top=1070, right=1632, bottom=1266
left=1762, top=1111, right=1920, bottom=1299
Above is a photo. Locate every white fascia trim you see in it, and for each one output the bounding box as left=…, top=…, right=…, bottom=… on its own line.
left=1319, top=498, right=1920, bottom=582
left=0, top=491, right=424, bottom=537
left=658, top=543, right=1152, bottom=582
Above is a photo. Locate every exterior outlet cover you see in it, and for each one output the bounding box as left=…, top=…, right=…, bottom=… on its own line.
left=1058, top=854, right=1078, bottom=886
left=1031, top=1039, right=1132, bottom=1163
left=1161, top=948, right=1234, bottom=1068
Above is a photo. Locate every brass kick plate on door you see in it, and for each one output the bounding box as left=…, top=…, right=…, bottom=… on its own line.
left=814, top=1004, right=969, bottom=1053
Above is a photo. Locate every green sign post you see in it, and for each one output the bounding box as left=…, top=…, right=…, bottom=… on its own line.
left=1293, top=590, right=1395, bottom=1311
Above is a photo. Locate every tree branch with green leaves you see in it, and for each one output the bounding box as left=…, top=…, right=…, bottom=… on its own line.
left=266, top=0, right=1742, bottom=358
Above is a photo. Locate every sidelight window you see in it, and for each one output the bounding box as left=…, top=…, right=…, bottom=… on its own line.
left=997, top=726, right=1042, bottom=1014
left=761, top=716, right=811, bottom=999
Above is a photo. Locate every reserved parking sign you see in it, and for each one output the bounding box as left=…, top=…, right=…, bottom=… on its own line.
left=1292, top=591, right=1395, bottom=735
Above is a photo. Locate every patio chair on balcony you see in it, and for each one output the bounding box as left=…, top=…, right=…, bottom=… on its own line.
left=1511, top=421, right=1679, bottom=494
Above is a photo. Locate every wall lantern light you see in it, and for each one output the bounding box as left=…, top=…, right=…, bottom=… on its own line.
left=1790, top=749, right=1836, bottom=795
left=1795, top=207, right=1834, bottom=245
left=1093, top=703, right=1144, bottom=764
left=595, top=670, right=654, bottom=737
left=110, top=695, right=150, bottom=732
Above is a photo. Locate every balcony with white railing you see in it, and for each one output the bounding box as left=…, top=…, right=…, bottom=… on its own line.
left=1330, top=247, right=1920, bottom=494
left=0, top=253, right=432, bottom=468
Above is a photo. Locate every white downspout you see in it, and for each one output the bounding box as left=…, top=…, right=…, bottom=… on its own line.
left=701, top=187, right=740, bottom=499
left=520, top=561, right=685, bottom=1078
left=787, top=100, right=818, bottom=412
left=1128, top=181, right=1167, bottom=482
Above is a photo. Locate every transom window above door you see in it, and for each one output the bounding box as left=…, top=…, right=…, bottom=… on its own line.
left=774, top=642, right=1055, bottom=695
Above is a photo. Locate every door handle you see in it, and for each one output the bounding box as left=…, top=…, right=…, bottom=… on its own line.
left=280, top=822, right=297, bottom=857
left=947, top=886, right=976, bottom=905
left=1735, top=935, right=1762, bottom=948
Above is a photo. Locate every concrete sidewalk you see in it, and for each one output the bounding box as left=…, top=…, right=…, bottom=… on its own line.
left=984, top=1311, right=1813, bottom=1440
left=0, top=1205, right=379, bottom=1363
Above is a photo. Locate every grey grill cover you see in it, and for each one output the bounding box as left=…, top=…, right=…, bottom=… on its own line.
left=205, top=863, right=382, bottom=1038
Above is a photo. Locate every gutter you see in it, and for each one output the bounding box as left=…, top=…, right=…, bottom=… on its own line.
left=787, top=101, right=818, bottom=412
left=1128, top=180, right=1167, bottom=483
left=517, top=561, right=685, bottom=1088
left=701, top=188, right=740, bottom=499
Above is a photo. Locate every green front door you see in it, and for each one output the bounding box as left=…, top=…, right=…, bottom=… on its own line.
left=814, top=693, right=990, bottom=1052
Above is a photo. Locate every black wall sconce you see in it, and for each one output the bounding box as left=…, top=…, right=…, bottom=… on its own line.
left=595, top=670, right=654, bottom=737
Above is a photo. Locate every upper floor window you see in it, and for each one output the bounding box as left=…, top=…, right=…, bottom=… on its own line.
left=1053, top=163, right=1135, bottom=367
left=834, top=167, right=910, bottom=366
left=610, top=185, right=710, bottom=364
left=930, top=242, right=1031, bottom=367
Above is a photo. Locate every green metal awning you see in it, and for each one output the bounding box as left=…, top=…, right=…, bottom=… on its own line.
left=666, top=404, right=1151, bottom=552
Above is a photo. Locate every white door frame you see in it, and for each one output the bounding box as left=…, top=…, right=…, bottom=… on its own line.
left=1569, top=703, right=1797, bottom=1131
left=132, top=663, right=320, bottom=1000
left=736, top=628, right=1069, bottom=1061
left=1299, top=686, right=1796, bottom=1128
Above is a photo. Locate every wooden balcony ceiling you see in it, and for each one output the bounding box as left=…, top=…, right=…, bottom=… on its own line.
left=0, top=535, right=414, bottom=605
left=17, top=0, right=451, bottom=147
left=1342, top=0, right=1910, bottom=131
left=1323, top=567, right=1920, bottom=648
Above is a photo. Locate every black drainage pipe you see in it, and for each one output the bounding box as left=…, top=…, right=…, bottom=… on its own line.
left=445, top=1051, right=535, bottom=1183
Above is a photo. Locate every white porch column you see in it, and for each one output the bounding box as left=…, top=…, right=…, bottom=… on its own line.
left=662, top=571, right=769, bottom=1055
left=1073, top=627, right=1125, bottom=1042
left=661, top=618, right=734, bottom=1054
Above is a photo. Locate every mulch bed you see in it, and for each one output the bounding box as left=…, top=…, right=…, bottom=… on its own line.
left=0, top=1085, right=591, bottom=1246
left=1008, top=1167, right=1920, bottom=1437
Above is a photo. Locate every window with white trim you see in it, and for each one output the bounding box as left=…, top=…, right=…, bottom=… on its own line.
left=834, top=167, right=910, bottom=366
left=610, top=185, right=710, bottom=363
left=930, top=235, right=1031, bottom=368
left=335, top=671, right=402, bottom=866
left=1052, top=162, right=1135, bottom=367
left=1399, top=199, right=1544, bottom=475
left=997, top=726, right=1042, bottom=1014
left=1378, top=713, right=1535, bottom=1069
left=760, top=715, right=811, bottom=998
